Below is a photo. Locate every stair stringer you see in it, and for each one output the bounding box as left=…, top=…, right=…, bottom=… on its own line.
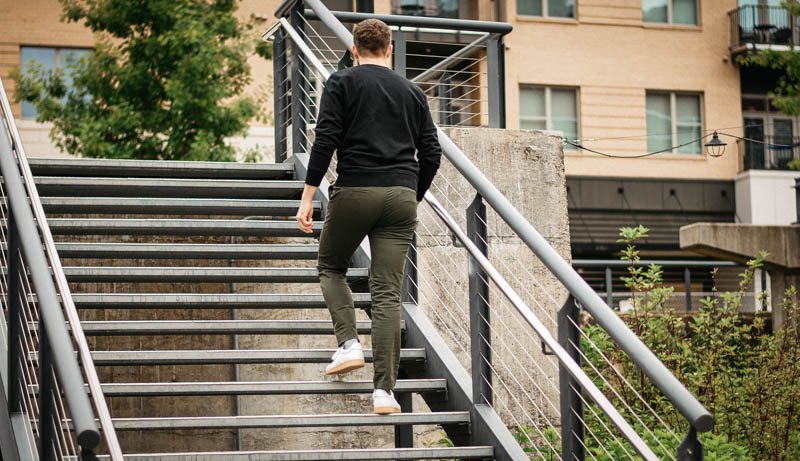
left=402, top=302, right=529, bottom=461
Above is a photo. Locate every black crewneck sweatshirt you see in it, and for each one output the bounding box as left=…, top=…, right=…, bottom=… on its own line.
left=305, top=64, right=442, bottom=201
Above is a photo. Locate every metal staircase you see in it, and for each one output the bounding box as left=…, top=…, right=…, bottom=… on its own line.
left=1, top=1, right=717, bottom=460
left=29, top=157, right=497, bottom=460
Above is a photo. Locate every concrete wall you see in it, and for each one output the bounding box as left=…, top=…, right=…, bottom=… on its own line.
left=735, top=170, right=800, bottom=225
left=415, top=127, right=571, bottom=426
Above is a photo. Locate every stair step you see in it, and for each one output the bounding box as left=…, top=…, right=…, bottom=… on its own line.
left=41, top=197, right=316, bottom=216
left=34, top=177, right=304, bottom=199
left=110, top=412, right=471, bottom=430
left=95, top=447, right=495, bottom=460
left=71, top=293, right=370, bottom=309
left=99, top=379, right=444, bottom=396
left=49, top=219, right=322, bottom=237
left=28, top=158, right=295, bottom=180
left=79, top=319, right=384, bottom=336
left=89, top=348, right=424, bottom=365
left=56, top=243, right=319, bottom=259
left=63, top=267, right=364, bottom=283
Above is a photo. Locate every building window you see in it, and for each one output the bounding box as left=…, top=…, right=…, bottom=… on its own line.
left=643, top=0, right=698, bottom=25
left=393, top=0, right=459, bottom=18
left=520, top=86, right=579, bottom=149
left=517, top=0, right=576, bottom=18
left=20, top=46, right=91, bottom=119
left=646, top=92, right=703, bottom=154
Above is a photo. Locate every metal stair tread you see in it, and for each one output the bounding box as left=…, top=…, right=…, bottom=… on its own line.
left=28, top=157, right=295, bottom=179
left=62, top=266, right=362, bottom=283
left=78, top=319, right=383, bottom=335
left=71, top=293, right=370, bottom=309
left=98, top=379, right=444, bottom=396
left=88, top=348, right=424, bottom=365
left=55, top=242, right=319, bottom=259
left=41, top=197, right=317, bottom=216
left=94, top=446, right=495, bottom=460
left=49, top=218, right=322, bottom=236
left=33, top=176, right=304, bottom=199
left=109, top=412, right=471, bottom=430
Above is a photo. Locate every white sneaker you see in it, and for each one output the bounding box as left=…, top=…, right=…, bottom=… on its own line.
left=324, top=341, right=365, bottom=376
left=373, top=389, right=401, bottom=415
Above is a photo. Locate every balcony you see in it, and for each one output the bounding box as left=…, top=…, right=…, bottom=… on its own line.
left=729, top=5, right=799, bottom=56
left=739, top=135, right=800, bottom=170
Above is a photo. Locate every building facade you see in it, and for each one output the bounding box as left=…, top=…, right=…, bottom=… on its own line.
left=1, top=0, right=796, bottom=311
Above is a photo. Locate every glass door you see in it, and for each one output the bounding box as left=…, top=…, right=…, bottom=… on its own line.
left=771, top=118, right=794, bottom=168
left=744, top=117, right=766, bottom=169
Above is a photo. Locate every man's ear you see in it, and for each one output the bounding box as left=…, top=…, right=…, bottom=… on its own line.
left=386, top=44, right=393, bottom=60
left=351, top=45, right=359, bottom=62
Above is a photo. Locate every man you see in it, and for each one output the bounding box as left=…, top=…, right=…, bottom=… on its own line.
left=295, top=18, right=442, bottom=414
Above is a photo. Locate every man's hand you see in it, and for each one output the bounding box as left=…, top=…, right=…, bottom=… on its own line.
left=296, top=184, right=319, bottom=234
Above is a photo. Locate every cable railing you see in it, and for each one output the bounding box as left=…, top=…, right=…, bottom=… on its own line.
left=267, top=1, right=713, bottom=459
left=0, top=77, right=123, bottom=460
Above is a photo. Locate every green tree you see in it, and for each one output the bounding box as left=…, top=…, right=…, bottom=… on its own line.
left=14, top=0, right=271, bottom=161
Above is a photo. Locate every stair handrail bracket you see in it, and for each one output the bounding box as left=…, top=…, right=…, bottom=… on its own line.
left=0, top=77, right=124, bottom=460
left=268, top=1, right=712, bottom=458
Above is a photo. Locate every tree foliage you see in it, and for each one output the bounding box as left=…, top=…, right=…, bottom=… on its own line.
left=13, top=0, right=271, bottom=161
left=579, top=226, right=800, bottom=460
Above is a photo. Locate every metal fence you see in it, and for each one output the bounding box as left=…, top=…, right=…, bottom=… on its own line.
left=267, top=1, right=714, bottom=459
left=0, top=78, right=123, bottom=460
left=739, top=136, right=800, bottom=171
left=270, top=5, right=510, bottom=164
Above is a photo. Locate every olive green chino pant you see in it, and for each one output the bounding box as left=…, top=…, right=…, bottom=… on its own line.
left=317, top=185, right=418, bottom=391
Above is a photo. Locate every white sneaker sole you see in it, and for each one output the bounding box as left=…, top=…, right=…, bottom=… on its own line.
left=373, top=405, right=401, bottom=415
left=324, top=358, right=365, bottom=375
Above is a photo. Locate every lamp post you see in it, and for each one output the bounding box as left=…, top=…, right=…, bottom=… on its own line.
left=704, top=131, right=727, bottom=157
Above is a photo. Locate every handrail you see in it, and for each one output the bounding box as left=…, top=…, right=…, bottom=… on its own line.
left=276, top=0, right=713, bottom=435
left=303, top=9, right=513, bottom=34
left=0, top=77, right=124, bottom=459
left=425, top=195, right=660, bottom=460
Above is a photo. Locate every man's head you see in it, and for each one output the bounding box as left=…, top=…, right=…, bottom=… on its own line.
left=352, top=19, right=392, bottom=62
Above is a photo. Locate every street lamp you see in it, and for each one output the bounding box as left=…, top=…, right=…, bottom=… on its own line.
left=704, top=131, right=727, bottom=157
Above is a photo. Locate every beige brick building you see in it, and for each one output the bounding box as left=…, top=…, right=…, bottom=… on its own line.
left=1, top=0, right=796, bottom=310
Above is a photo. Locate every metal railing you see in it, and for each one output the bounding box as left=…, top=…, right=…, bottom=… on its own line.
left=267, top=1, right=713, bottom=459
left=738, top=135, right=800, bottom=170
left=0, top=78, right=123, bottom=460
left=270, top=4, right=509, bottom=164
left=729, top=5, right=799, bottom=52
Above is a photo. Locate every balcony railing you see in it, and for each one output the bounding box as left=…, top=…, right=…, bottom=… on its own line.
left=739, top=135, right=800, bottom=170
left=729, top=5, right=799, bottom=53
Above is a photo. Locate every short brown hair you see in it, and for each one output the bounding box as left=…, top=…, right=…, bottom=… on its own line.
left=353, top=19, right=391, bottom=56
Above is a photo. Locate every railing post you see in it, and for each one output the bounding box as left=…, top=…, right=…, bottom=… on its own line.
left=558, top=296, right=585, bottom=461
left=273, top=27, right=288, bottom=163
left=39, top=323, right=55, bottom=461
left=355, top=0, right=374, bottom=13
left=684, top=268, right=692, bottom=311
left=486, top=36, right=505, bottom=128
left=6, top=212, right=22, bottom=412
left=438, top=72, right=453, bottom=126
left=393, top=27, right=406, bottom=78
left=467, top=194, right=491, bottom=405
left=677, top=427, right=703, bottom=461
left=290, top=2, right=308, bottom=155
left=402, top=234, right=418, bottom=304
left=604, top=266, right=613, bottom=307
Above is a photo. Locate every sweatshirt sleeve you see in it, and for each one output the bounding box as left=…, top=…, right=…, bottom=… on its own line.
left=415, top=96, right=442, bottom=201
left=305, top=75, right=345, bottom=187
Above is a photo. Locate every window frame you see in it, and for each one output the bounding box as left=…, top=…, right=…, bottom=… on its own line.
left=646, top=90, right=705, bottom=155
left=517, top=0, right=577, bottom=19
left=643, top=0, right=700, bottom=26
left=519, top=85, right=581, bottom=148
left=20, top=46, right=93, bottom=120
